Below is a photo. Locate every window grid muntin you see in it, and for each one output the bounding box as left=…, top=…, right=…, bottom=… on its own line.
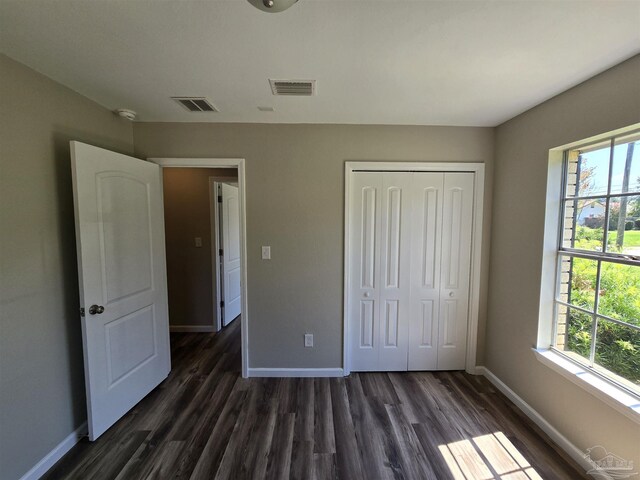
left=562, top=191, right=640, bottom=202
left=553, top=131, right=640, bottom=395
left=555, top=299, right=640, bottom=332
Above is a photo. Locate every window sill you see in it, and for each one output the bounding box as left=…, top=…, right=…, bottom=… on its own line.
left=532, top=348, right=640, bottom=425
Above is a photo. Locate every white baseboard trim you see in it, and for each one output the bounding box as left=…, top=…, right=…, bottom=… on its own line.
left=19, top=422, right=87, bottom=480
left=477, top=366, right=591, bottom=472
left=170, top=325, right=215, bottom=333
left=248, top=368, right=344, bottom=378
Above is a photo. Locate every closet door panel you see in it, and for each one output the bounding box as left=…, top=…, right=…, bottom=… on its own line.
left=408, top=173, right=444, bottom=370
left=437, top=173, right=474, bottom=370
left=350, top=173, right=382, bottom=371
left=378, top=173, right=412, bottom=371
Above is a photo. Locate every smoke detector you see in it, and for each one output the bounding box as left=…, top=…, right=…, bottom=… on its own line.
left=115, top=109, right=137, bottom=121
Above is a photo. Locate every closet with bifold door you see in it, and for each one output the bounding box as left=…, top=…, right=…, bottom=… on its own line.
left=348, top=170, right=475, bottom=372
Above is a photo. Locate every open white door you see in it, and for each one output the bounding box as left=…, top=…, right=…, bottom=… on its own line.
left=220, top=183, right=242, bottom=325
left=71, top=141, right=170, bottom=441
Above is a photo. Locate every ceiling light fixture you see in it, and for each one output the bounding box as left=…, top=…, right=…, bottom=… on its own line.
left=247, top=0, right=298, bottom=13
left=115, top=108, right=136, bottom=121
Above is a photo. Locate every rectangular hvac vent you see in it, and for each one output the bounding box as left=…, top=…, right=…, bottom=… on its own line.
left=269, top=79, right=316, bottom=96
left=172, top=97, right=218, bottom=112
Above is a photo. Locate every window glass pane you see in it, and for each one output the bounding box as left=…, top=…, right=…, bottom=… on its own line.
left=605, top=196, right=640, bottom=255
left=595, top=318, right=640, bottom=387
left=610, top=133, right=640, bottom=196
left=562, top=200, right=605, bottom=251
left=557, top=255, right=597, bottom=311
left=566, top=141, right=610, bottom=198
left=598, top=262, right=640, bottom=327
left=556, top=307, right=593, bottom=362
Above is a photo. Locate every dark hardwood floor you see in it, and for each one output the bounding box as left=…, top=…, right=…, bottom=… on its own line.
left=44, top=320, right=588, bottom=479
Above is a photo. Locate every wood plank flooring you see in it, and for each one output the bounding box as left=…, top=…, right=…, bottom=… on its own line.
left=44, top=320, right=588, bottom=479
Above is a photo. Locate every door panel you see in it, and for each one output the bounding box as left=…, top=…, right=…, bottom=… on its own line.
left=408, top=173, right=443, bottom=370
left=221, top=183, right=242, bottom=325
left=360, top=300, right=375, bottom=348
left=443, top=187, right=464, bottom=289
left=421, top=187, right=439, bottom=289
left=419, top=300, right=435, bottom=348
left=350, top=173, right=381, bottom=371
left=378, top=173, right=412, bottom=370
left=384, top=300, right=399, bottom=347
left=105, top=306, right=156, bottom=386
left=97, top=173, right=153, bottom=303
left=441, top=299, right=457, bottom=347
left=360, top=186, right=377, bottom=289
left=384, top=187, right=402, bottom=288
left=71, top=141, right=170, bottom=441
left=437, top=173, right=474, bottom=370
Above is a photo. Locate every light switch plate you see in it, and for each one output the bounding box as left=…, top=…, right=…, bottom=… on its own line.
left=304, top=333, right=313, bottom=347
left=261, top=246, right=271, bottom=260
left=194, top=237, right=203, bottom=247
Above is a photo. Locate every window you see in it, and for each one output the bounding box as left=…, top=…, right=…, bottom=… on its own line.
left=553, top=130, right=640, bottom=395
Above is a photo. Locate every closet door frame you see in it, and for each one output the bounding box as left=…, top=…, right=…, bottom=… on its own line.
left=343, top=162, right=485, bottom=376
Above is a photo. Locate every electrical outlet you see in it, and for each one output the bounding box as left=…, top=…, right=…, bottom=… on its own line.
left=304, top=333, right=314, bottom=347
left=194, top=237, right=202, bottom=247
left=261, top=246, right=271, bottom=260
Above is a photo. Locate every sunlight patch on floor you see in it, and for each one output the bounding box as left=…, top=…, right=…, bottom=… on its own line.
left=438, top=432, right=543, bottom=480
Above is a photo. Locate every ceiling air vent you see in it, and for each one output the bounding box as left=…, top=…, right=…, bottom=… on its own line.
left=172, top=97, right=218, bottom=112
left=269, top=79, right=316, bottom=96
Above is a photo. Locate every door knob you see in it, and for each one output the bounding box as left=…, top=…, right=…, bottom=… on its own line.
left=89, top=304, right=105, bottom=315
left=364, top=292, right=371, bottom=298
left=449, top=292, right=455, bottom=297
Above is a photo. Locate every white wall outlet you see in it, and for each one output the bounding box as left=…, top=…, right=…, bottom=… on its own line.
left=304, top=333, right=314, bottom=347
left=261, top=246, right=271, bottom=260
left=194, top=237, right=203, bottom=247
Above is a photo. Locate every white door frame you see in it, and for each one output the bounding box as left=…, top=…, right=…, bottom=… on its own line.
left=151, top=158, right=249, bottom=379
left=343, top=161, right=485, bottom=376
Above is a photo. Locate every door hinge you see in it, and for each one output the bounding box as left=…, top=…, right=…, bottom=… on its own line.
left=80, top=308, right=85, bottom=317
left=218, top=195, right=222, bottom=203
left=220, top=300, right=225, bottom=308
left=219, top=248, right=223, bottom=256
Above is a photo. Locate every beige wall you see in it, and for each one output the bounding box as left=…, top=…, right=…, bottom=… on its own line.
left=0, top=55, right=134, bottom=480
left=162, top=168, right=237, bottom=328
left=134, top=123, right=495, bottom=369
left=488, top=55, right=640, bottom=466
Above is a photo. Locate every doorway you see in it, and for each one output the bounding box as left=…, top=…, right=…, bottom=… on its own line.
left=343, top=162, right=485, bottom=376
left=152, top=157, right=249, bottom=379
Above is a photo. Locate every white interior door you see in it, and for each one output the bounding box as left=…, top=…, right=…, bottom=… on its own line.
left=378, top=173, right=412, bottom=370
left=221, top=183, right=241, bottom=325
left=349, top=172, right=412, bottom=371
left=408, top=173, right=444, bottom=370
left=349, top=171, right=474, bottom=372
left=349, top=173, right=382, bottom=371
left=436, top=173, right=474, bottom=370
left=71, top=141, right=170, bottom=441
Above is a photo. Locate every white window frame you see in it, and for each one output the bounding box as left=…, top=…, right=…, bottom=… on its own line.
left=536, top=124, right=640, bottom=424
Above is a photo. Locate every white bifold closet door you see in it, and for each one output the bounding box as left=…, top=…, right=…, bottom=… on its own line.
left=349, top=171, right=474, bottom=372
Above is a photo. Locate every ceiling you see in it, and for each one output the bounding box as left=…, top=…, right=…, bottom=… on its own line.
left=1, top=0, right=638, bottom=127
